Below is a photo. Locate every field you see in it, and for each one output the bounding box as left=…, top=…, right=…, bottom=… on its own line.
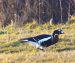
left=0, top=20, right=75, bottom=63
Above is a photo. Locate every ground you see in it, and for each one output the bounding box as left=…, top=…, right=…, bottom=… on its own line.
left=0, top=20, right=75, bottom=63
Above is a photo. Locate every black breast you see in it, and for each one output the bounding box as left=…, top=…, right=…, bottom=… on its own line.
left=53, top=35, right=59, bottom=44
left=41, top=39, right=52, bottom=47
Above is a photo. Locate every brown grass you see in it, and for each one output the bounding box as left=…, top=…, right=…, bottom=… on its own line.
left=0, top=21, right=75, bottom=63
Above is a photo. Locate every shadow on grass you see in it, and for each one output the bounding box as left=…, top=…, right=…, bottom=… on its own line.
left=0, top=38, right=74, bottom=53
left=0, top=41, right=39, bottom=54
left=0, top=31, right=7, bottom=35
left=59, top=38, right=71, bottom=42
left=0, top=41, right=26, bottom=53
left=57, top=38, right=75, bottom=52
left=57, top=47, right=75, bottom=52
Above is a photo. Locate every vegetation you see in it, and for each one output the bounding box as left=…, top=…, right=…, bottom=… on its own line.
left=0, top=0, right=75, bottom=26
left=0, top=17, right=75, bottom=63
left=0, top=0, right=75, bottom=63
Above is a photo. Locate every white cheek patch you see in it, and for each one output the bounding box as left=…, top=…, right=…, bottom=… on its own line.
left=58, top=29, right=64, bottom=34
left=61, top=30, right=64, bottom=34
left=58, top=29, right=61, bottom=31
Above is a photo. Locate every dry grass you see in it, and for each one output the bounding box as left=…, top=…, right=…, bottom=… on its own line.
left=0, top=20, right=75, bottom=63
left=0, top=50, right=75, bottom=63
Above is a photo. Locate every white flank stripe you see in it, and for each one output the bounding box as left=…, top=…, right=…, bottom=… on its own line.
left=22, top=40, right=39, bottom=47
left=22, top=40, right=28, bottom=41
left=22, top=39, right=43, bottom=49
left=28, top=41, right=40, bottom=48
left=28, top=41, right=43, bottom=49
left=38, top=37, right=51, bottom=43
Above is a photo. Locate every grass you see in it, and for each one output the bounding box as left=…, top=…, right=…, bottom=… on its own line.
left=0, top=19, right=75, bottom=63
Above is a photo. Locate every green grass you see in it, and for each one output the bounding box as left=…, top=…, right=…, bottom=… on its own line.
left=0, top=20, right=75, bottom=63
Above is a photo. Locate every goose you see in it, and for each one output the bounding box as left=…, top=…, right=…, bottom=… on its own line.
left=19, top=29, right=64, bottom=50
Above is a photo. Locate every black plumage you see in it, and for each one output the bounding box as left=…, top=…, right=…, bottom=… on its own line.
left=20, top=29, right=64, bottom=50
